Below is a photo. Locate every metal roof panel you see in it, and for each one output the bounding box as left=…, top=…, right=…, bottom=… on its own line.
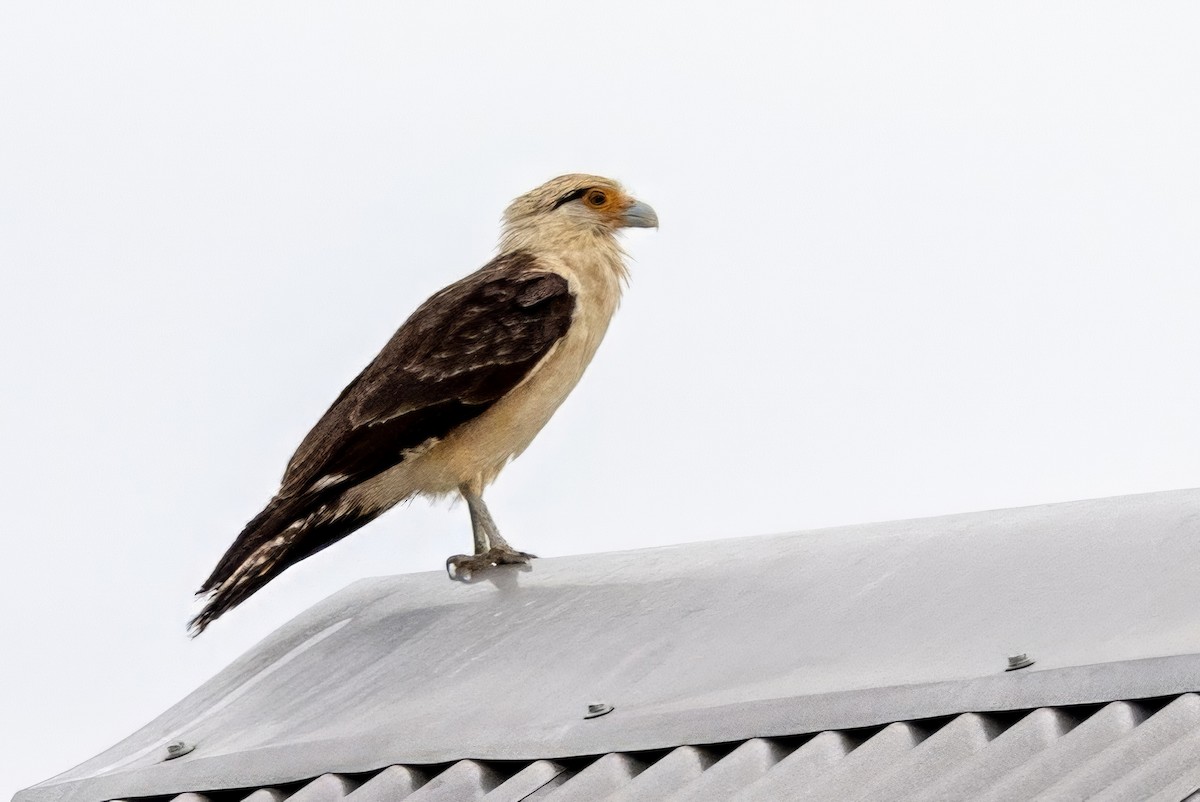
left=17, top=489, right=1200, bottom=802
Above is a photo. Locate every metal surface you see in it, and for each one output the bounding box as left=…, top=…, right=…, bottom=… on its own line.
left=101, top=696, right=1200, bottom=800
left=16, top=489, right=1200, bottom=802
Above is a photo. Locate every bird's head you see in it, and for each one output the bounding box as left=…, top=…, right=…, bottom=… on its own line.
left=501, top=174, right=658, bottom=249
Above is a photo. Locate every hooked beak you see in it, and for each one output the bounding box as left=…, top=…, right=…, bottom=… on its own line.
left=621, top=199, right=659, bottom=229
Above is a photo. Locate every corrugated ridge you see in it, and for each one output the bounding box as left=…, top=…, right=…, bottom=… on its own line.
left=130, top=693, right=1200, bottom=802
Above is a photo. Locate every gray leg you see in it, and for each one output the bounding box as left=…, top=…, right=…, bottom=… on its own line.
left=464, top=490, right=493, bottom=554
left=446, top=486, right=537, bottom=580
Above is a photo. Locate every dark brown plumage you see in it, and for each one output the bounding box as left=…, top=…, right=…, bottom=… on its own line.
left=190, top=251, right=574, bottom=633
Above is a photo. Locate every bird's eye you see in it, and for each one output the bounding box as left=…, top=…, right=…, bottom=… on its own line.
left=585, top=190, right=608, bottom=207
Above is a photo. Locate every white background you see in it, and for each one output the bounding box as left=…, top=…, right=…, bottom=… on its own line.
left=2, top=1, right=1198, bottom=795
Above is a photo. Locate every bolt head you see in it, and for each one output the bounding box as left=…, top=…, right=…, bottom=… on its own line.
left=584, top=702, right=614, bottom=719
left=1006, top=653, right=1035, bottom=671
left=163, top=740, right=195, bottom=760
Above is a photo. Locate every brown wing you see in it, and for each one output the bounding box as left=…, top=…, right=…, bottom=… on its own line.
left=280, top=250, right=574, bottom=496
left=191, top=251, right=573, bottom=632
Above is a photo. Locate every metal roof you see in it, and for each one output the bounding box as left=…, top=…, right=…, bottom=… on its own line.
left=16, top=488, right=1200, bottom=801
left=107, top=694, right=1200, bottom=800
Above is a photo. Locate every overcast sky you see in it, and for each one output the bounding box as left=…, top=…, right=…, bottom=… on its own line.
left=3, top=1, right=1199, bottom=795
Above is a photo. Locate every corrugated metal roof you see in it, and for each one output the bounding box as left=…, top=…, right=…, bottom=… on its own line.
left=114, top=695, right=1200, bottom=800
left=17, top=489, right=1200, bottom=801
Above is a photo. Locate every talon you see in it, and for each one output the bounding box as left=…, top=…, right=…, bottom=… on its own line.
left=446, top=554, right=476, bottom=581
left=445, top=548, right=535, bottom=580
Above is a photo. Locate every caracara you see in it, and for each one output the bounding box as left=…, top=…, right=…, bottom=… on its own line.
left=189, top=174, right=657, bottom=634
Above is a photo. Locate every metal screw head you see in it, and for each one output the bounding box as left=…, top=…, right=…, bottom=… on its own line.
left=1006, top=653, right=1035, bottom=671
left=584, top=702, right=614, bottom=719
left=163, top=740, right=195, bottom=760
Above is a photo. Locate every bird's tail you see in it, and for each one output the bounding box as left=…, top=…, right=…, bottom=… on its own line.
left=189, top=494, right=381, bottom=636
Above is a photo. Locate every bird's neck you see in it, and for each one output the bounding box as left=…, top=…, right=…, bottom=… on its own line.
left=498, top=222, right=629, bottom=286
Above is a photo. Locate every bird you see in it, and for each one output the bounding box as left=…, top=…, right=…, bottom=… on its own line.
left=189, top=174, right=657, bottom=634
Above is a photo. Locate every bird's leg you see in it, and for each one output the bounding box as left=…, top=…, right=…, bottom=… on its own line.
left=446, top=485, right=537, bottom=581
left=466, top=490, right=491, bottom=556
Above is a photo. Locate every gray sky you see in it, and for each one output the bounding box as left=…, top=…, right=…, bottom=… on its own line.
left=3, top=1, right=1199, bottom=794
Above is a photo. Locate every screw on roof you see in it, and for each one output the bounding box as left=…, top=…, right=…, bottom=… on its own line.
left=584, top=702, right=614, bottom=719
left=163, top=740, right=195, bottom=761
left=1006, top=653, right=1035, bottom=671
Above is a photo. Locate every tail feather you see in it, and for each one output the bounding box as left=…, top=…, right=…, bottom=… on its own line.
left=189, top=495, right=383, bottom=636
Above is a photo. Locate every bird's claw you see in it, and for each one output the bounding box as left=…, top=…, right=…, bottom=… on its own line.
left=446, top=548, right=537, bottom=581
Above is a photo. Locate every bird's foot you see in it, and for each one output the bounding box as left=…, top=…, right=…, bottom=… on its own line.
left=446, top=547, right=537, bottom=581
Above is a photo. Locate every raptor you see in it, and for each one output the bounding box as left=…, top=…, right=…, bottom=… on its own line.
left=190, top=174, right=657, bottom=634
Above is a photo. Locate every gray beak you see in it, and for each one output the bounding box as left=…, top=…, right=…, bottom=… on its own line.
left=621, top=199, right=659, bottom=229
